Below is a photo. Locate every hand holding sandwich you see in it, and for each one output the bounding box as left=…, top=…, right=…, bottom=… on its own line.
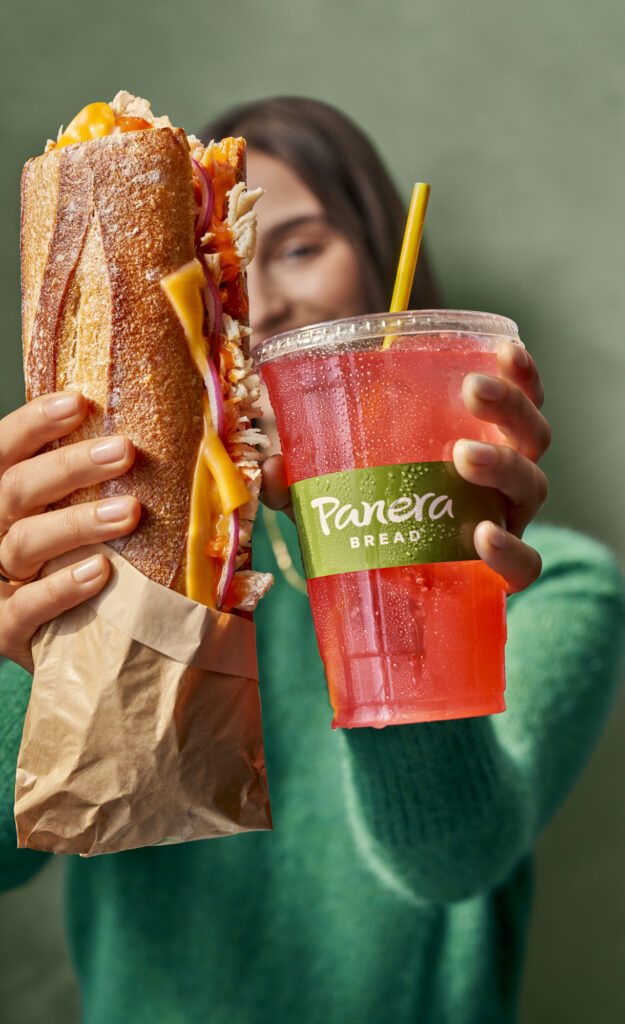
left=0, top=393, right=140, bottom=671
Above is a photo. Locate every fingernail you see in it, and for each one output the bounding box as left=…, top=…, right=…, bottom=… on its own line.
left=90, top=437, right=127, bottom=464
left=463, top=440, right=497, bottom=465
left=511, top=344, right=529, bottom=368
left=489, top=524, right=508, bottom=549
left=45, top=393, right=80, bottom=420
left=473, top=374, right=504, bottom=401
left=72, top=556, right=105, bottom=583
left=96, top=496, right=134, bottom=523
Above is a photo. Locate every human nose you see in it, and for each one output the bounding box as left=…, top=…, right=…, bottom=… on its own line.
left=247, top=262, right=290, bottom=339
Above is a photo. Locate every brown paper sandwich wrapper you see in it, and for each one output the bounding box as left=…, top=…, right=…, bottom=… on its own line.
left=14, top=544, right=272, bottom=856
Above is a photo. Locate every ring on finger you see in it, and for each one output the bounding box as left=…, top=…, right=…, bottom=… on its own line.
left=0, top=534, right=41, bottom=587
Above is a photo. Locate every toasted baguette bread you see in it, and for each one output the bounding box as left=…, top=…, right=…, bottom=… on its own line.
left=22, top=129, right=203, bottom=590
left=22, top=97, right=273, bottom=610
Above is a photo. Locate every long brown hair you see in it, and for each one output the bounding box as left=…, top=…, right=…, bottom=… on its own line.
left=202, top=97, right=440, bottom=312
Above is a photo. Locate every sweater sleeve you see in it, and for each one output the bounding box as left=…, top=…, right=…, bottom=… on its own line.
left=0, top=658, right=50, bottom=890
left=340, top=526, right=625, bottom=903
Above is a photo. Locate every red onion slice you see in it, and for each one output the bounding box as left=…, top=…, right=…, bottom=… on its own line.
left=201, top=268, right=223, bottom=362
left=204, top=356, right=225, bottom=439
left=216, top=510, right=240, bottom=609
left=191, top=158, right=214, bottom=238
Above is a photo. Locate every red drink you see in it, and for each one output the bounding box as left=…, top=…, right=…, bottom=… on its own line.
left=256, top=313, right=518, bottom=728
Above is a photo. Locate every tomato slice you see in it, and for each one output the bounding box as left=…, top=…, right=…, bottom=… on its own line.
left=113, top=115, right=152, bottom=133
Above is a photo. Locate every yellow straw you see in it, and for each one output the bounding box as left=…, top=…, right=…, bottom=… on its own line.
left=382, top=182, right=431, bottom=349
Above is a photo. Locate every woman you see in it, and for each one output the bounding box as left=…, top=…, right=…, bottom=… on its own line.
left=0, top=98, right=623, bottom=1024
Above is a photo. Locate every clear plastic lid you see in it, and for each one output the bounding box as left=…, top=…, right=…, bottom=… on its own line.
left=252, top=309, right=520, bottom=368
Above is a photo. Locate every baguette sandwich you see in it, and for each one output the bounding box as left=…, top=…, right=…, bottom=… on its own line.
left=21, top=92, right=274, bottom=612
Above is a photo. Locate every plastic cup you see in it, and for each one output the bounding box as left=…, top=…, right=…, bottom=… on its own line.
left=253, top=311, right=520, bottom=728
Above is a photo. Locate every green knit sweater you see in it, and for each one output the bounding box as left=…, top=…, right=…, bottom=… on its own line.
left=1, top=521, right=624, bottom=1024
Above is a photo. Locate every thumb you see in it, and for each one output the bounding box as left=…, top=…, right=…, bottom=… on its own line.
left=260, top=455, right=294, bottom=521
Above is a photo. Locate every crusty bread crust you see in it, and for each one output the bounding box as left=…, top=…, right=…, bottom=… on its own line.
left=21, top=129, right=204, bottom=590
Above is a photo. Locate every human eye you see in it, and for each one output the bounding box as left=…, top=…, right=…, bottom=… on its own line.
left=277, top=235, right=325, bottom=265
left=285, top=244, right=320, bottom=261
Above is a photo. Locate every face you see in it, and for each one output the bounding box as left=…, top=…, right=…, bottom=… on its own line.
left=246, top=149, right=367, bottom=443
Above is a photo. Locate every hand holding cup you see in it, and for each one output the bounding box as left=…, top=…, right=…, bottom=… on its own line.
left=260, top=340, right=550, bottom=596
left=453, top=339, right=550, bottom=592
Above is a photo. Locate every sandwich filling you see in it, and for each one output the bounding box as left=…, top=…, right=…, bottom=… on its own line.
left=48, top=93, right=274, bottom=613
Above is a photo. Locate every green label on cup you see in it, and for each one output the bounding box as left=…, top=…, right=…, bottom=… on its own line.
left=290, top=462, right=505, bottom=579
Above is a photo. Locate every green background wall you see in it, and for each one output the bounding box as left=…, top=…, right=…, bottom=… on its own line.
left=1, top=0, right=623, bottom=1020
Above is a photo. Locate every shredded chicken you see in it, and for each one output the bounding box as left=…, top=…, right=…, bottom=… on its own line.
left=226, top=183, right=265, bottom=266
left=229, top=571, right=275, bottom=612
left=222, top=313, right=252, bottom=341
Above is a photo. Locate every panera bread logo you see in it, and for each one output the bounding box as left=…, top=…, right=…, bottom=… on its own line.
left=309, top=493, right=454, bottom=548
left=290, top=462, right=498, bottom=579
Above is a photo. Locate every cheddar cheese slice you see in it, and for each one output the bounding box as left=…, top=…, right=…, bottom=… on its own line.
left=161, top=261, right=251, bottom=605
